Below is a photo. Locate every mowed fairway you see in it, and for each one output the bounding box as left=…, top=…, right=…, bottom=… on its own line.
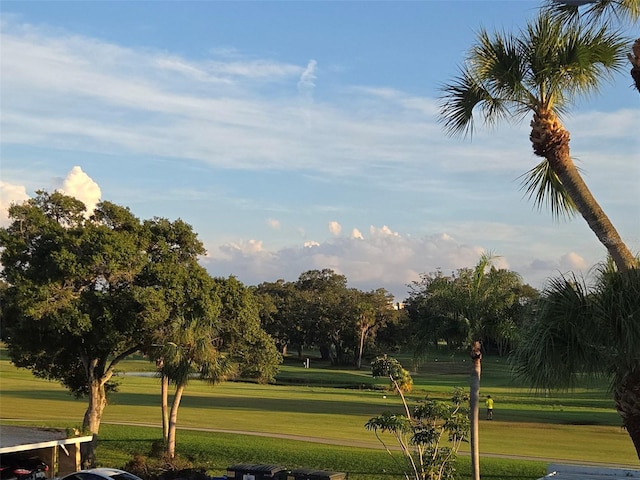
left=1, top=348, right=638, bottom=476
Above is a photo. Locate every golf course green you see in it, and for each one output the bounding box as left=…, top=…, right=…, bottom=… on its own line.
left=1, top=349, right=638, bottom=479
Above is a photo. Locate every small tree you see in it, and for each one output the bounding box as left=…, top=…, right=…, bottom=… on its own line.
left=367, top=356, right=469, bottom=480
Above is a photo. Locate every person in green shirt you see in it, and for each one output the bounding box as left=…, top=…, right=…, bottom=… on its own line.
left=485, top=395, right=494, bottom=420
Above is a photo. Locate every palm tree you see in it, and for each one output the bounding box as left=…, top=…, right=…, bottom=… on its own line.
left=465, top=253, right=497, bottom=480
left=409, top=253, right=526, bottom=480
left=439, top=12, right=635, bottom=271
left=543, top=0, right=640, bottom=93
left=157, top=318, right=237, bottom=458
left=511, top=264, right=640, bottom=459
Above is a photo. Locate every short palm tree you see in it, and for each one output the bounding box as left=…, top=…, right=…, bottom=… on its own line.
left=439, top=12, right=636, bottom=271
left=511, top=264, right=640, bottom=459
left=156, top=318, right=237, bottom=458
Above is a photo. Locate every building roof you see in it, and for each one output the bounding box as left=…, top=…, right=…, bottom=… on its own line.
left=0, top=425, right=93, bottom=454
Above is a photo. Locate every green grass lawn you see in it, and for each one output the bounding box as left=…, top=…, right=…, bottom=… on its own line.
left=1, top=348, right=638, bottom=479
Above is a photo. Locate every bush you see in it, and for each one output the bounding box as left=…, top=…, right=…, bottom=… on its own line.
left=123, top=449, right=195, bottom=480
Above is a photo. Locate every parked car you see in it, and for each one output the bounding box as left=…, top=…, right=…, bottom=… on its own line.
left=58, top=469, right=143, bottom=480
left=0, top=454, right=49, bottom=480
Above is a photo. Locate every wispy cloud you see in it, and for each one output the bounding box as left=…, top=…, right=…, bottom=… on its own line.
left=2, top=17, right=637, bottom=299
left=0, top=18, right=535, bottom=179
left=297, top=59, right=317, bottom=94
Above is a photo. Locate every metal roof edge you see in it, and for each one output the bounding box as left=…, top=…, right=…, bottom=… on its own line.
left=0, top=435, right=94, bottom=454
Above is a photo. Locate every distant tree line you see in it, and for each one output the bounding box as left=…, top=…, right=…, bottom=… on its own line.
left=253, top=263, right=539, bottom=368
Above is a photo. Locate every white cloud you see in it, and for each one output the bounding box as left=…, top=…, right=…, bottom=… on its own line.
left=0, top=181, right=30, bottom=227
left=0, top=167, right=101, bottom=225
left=351, top=228, right=364, bottom=240
left=200, top=220, right=616, bottom=299
left=328, top=221, right=342, bottom=235
left=57, top=166, right=101, bottom=216
left=202, top=227, right=505, bottom=299
left=559, top=252, right=588, bottom=271
left=370, top=225, right=399, bottom=237
left=267, top=218, right=281, bottom=229
left=225, top=239, right=264, bottom=255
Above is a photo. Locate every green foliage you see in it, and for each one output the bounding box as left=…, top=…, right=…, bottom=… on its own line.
left=510, top=263, right=640, bottom=457
left=406, top=255, right=536, bottom=357
left=365, top=372, right=470, bottom=480
left=511, top=264, right=640, bottom=390
left=0, top=192, right=152, bottom=398
left=371, top=355, right=413, bottom=393
left=214, top=276, right=282, bottom=383
left=255, top=271, right=401, bottom=367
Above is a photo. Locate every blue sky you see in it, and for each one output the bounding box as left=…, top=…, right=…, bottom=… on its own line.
left=1, top=1, right=638, bottom=300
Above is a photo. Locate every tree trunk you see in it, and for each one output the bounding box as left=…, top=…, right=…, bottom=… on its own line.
left=470, top=342, right=482, bottom=480
left=167, top=383, right=185, bottom=459
left=357, top=328, right=366, bottom=370
left=628, top=38, right=640, bottom=94
left=81, top=379, right=107, bottom=468
left=530, top=110, right=636, bottom=271
left=161, top=374, right=169, bottom=441
left=614, top=371, right=640, bottom=460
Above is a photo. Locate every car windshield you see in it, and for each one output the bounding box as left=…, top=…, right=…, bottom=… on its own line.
left=110, top=473, right=141, bottom=480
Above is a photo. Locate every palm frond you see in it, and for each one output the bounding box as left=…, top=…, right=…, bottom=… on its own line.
left=542, top=0, right=586, bottom=24
left=543, top=0, right=640, bottom=24
left=471, top=28, right=529, bottom=102
left=593, top=266, right=640, bottom=370
left=438, top=69, right=487, bottom=138
left=560, top=25, right=627, bottom=98
left=522, top=14, right=627, bottom=111
left=519, top=159, right=579, bottom=219
left=510, top=274, right=607, bottom=390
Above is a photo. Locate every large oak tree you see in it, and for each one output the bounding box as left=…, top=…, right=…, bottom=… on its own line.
left=0, top=192, right=218, bottom=463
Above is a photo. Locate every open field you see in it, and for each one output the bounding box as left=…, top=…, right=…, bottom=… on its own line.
left=1, top=348, right=638, bottom=479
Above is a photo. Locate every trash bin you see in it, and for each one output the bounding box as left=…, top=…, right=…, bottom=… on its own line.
left=287, top=469, right=347, bottom=480
left=226, top=464, right=288, bottom=480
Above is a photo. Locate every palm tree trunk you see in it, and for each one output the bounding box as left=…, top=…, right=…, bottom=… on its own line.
left=357, top=327, right=366, bottom=370
left=614, top=372, right=640, bottom=460
left=530, top=110, right=636, bottom=271
left=167, top=383, right=185, bottom=459
left=629, top=38, right=640, bottom=94
left=470, top=342, right=482, bottom=480
left=161, top=374, right=169, bottom=441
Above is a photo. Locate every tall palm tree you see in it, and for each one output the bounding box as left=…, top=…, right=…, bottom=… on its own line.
left=409, top=253, right=522, bottom=480
left=511, top=264, right=640, bottom=459
left=544, top=0, right=640, bottom=93
left=439, top=12, right=636, bottom=272
left=465, top=253, right=497, bottom=480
